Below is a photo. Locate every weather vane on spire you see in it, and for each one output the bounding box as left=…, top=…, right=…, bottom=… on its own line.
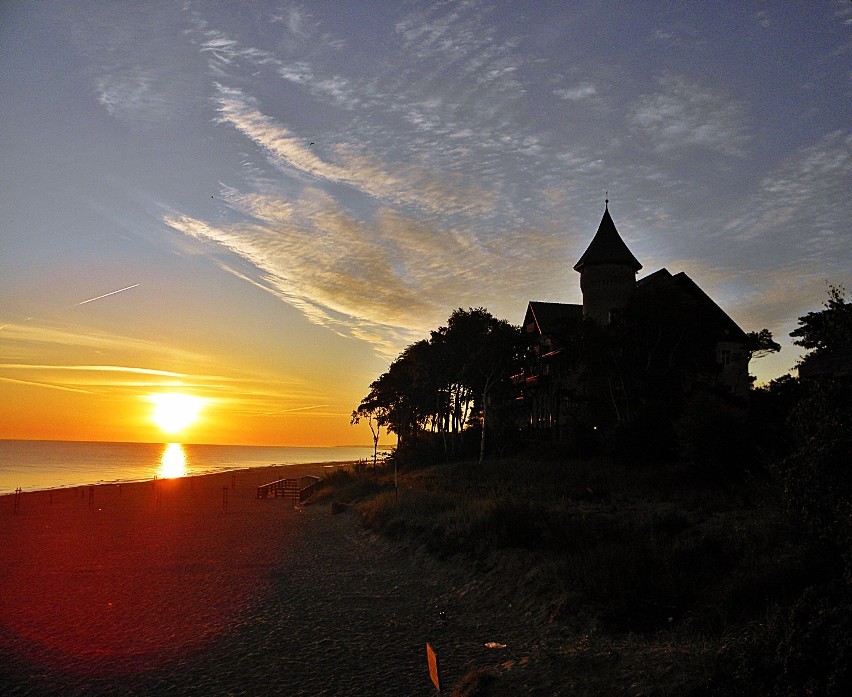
left=605, top=191, right=609, bottom=207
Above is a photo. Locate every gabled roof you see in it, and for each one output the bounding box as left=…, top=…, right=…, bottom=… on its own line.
left=524, top=301, right=582, bottom=336
left=573, top=205, right=642, bottom=272
left=637, top=268, right=748, bottom=342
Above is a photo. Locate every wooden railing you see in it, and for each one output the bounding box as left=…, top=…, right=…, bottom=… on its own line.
left=257, top=475, right=321, bottom=503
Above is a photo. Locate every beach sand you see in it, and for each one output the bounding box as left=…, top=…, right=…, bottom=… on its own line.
left=0, top=466, right=544, bottom=695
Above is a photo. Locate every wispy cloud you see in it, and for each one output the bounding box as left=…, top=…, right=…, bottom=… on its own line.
left=0, top=322, right=210, bottom=365
left=96, top=69, right=173, bottom=123
left=163, top=2, right=844, bottom=371
left=630, top=74, right=749, bottom=156
left=152, top=2, right=595, bottom=355
left=214, top=84, right=491, bottom=218
left=79, top=3, right=202, bottom=126
left=722, top=130, right=851, bottom=261
left=0, top=364, right=187, bottom=377
left=554, top=83, right=598, bottom=101
left=0, top=375, right=93, bottom=394
left=0, top=324, right=317, bottom=413
left=165, top=186, right=568, bottom=356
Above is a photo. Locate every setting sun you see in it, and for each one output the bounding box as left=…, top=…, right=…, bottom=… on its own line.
left=147, top=393, right=207, bottom=435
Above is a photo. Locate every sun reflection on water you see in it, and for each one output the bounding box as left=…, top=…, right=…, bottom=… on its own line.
left=159, top=443, right=188, bottom=479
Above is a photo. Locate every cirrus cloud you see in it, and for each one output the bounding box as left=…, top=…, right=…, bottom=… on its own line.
left=630, top=74, right=749, bottom=156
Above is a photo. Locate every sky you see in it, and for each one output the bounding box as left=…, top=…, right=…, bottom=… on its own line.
left=1, top=1, right=850, bottom=446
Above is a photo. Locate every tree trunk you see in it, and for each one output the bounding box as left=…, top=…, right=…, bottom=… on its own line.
left=479, top=389, right=487, bottom=466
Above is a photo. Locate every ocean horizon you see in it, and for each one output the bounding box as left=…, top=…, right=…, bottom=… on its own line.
left=0, top=440, right=383, bottom=495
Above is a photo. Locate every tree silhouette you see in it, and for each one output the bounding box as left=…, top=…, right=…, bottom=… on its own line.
left=744, top=328, right=781, bottom=362
left=442, top=308, right=522, bottom=464
left=791, top=283, right=851, bottom=375
left=353, top=308, right=522, bottom=462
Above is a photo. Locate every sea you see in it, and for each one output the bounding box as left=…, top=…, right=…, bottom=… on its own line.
left=0, top=440, right=379, bottom=496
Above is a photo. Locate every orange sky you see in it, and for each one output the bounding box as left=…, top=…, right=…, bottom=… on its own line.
left=0, top=272, right=390, bottom=446
left=0, top=362, right=382, bottom=446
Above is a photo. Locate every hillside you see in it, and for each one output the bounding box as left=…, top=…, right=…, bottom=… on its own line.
left=313, top=446, right=850, bottom=696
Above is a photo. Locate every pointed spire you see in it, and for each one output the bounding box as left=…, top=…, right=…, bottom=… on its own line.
left=573, top=202, right=642, bottom=272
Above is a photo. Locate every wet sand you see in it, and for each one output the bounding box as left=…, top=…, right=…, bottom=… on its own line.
left=0, top=466, right=542, bottom=695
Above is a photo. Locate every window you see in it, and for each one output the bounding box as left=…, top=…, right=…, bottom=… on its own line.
left=720, top=348, right=734, bottom=366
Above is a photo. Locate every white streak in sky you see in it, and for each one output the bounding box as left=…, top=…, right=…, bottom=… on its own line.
left=75, top=284, right=140, bottom=307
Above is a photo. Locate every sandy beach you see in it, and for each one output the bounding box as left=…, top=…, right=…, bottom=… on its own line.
left=0, top=466, right=543, bottom=696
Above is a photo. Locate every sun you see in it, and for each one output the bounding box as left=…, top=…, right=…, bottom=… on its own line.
left=147, top=393, right=207, bottom=435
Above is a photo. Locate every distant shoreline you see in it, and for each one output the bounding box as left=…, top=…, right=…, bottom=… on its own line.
left=0, top=437, right=392, bottom=449
left=0, top=460, right=357, bottom=499
left=0, top=441, right=378, bottom=496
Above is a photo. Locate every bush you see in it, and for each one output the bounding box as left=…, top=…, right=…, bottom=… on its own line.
left=612, top=403, right=678, bottom=464
left=675, top=392, right=755, bottom=480
left=360, top=489, right=455, bottom=544
left=778, top=379, right=852, bottom=576
left=312, top=468, right=387, bottom=504
left=450, top=668, right=496, bottom=697
left=719, top=582, right=852, bottom=696
left=560, top=528, right=734, bottom=632
left=393, top=435, right=448, bottom=470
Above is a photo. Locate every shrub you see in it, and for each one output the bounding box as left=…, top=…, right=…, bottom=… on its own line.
left=393, top=435, right=448, bottom=470
left=778, top=379, right=852, bottom=576
left=312, top=468, right=387, bottom=504
left=360, top=489, right=455, bottom=544
left=450, top=668, right=496, bottom=697
left=612, top=404, right=678, bottom=464
left=675, top=392, right=755, bottom=480
left=436, top=498, right=550, bottom=551
left=719, top=582, right=852, bottom=696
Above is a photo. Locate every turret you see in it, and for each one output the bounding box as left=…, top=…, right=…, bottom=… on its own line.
left=573, top=201, right=642, bottom=324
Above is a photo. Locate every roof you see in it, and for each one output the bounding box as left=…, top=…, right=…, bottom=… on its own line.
left=573, top=205, right=642, bottom=272
left=523, top=301, right=582, bottom=336
left=637, top=268, right=749, bottom=342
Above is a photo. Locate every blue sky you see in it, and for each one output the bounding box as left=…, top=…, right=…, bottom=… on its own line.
left=1, top=1, right=850, bottom=444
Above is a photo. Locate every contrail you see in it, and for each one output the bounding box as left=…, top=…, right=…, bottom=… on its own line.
left=0, top=284, right=141, bottom=331
left=75, top=283, right=140, bottom=306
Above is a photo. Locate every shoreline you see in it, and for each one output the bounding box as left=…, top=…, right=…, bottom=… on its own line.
left=0, top=459, right=359, bottom=498
left=0, top=440, right=381, bottom=497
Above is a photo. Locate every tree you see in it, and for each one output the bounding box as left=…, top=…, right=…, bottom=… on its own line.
left=443, top=309, right=522, bottom=464
left=350, top=408, right=383, bottom=469
left=791, top=283, right=852, bottom=376
left=352, top=308, right=522, bottom=463
left=781, top=284, right=852, bottom=572
left=718, top=291, right=852, bottom=694
left=744, top=328, right=781, bottom=362
left=354, top=343, right=435, bottom=448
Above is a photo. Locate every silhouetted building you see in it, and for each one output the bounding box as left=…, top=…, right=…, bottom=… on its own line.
left=517, top=202, right=750, bottom=441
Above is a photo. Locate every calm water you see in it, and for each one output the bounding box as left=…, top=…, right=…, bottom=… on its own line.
left=0, top=440, right=378, bottom=495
